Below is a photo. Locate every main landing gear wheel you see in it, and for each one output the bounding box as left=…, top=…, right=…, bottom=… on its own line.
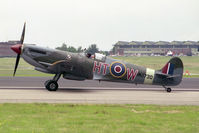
left=45, top=80, right=58, bottom=91
left=45, top=73, right=61, bottom=91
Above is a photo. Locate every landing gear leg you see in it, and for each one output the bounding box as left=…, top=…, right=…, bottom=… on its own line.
left=163, top=85, right=172, bottom=93
left=45, top=73, right=61, bottom=91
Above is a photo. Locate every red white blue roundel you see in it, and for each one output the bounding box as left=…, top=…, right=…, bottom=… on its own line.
left=110, top=62, right=126, bottom=78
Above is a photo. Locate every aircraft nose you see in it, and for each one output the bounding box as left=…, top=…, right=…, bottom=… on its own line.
left=11, top=44, right=22, bottom=54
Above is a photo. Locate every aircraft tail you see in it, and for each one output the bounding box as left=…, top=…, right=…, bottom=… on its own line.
left=158, top=57, right=183, bottom=86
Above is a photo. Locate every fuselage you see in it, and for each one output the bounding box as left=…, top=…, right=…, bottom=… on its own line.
left=9, top=23, right=183, bottom=92
left=21, top=44, right=182, bottom=86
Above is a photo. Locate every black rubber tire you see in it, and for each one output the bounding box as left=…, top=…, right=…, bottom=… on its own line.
left=45, top=80, right=51, bottom=86
left=166, top=88, right=172, bottom=93
left=45, top=80, right=58, bottom=91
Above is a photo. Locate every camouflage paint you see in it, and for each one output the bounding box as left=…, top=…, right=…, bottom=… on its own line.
left=21, top=44, right=183, bottom=86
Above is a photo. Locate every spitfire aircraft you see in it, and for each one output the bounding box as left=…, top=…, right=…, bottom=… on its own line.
left=11, top=23, right=183, bottom=92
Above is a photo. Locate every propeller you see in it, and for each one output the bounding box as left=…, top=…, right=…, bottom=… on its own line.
left=11, top=22, right=26, bottom=76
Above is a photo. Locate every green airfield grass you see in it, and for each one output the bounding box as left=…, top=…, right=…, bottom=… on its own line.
left=0, top=58, right=51, bottom=77
left=0, top=56, right=198, bottom=77
left=0, top=104, right=198, bottom=133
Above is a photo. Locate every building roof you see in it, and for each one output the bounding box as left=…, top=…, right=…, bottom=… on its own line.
left=114, top=41, right=199, bottom=46
left=0, top=40, right=20, bottom=45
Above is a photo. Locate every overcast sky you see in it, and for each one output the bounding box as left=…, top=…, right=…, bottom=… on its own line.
left=0, top=0, right=198, bottom=51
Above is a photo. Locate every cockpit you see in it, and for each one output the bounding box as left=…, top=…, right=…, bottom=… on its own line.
left=86, top=53, right=106, bottom=62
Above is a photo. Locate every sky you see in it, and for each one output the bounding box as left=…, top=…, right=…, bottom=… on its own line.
left=0, top=0, right=198, bottom=51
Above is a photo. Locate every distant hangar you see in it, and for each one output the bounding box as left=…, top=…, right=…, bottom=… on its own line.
left=0, top=41, right=35, bottom=57
left=0, top=41, right=20, bottom=57
left=113, top=41, right=199, bottom=56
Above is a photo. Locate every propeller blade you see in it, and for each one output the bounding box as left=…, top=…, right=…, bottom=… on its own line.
left=12, top=23, right=26, bottom=76
left=20, top=22, right=26, bottom=44
left=13, top=54, right=20, bottom=76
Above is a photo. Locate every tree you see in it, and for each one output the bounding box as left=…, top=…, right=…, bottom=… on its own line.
left=77, top=46, right=83, bottom=52
left=56, top=43, right=68, bottom=51
left=56, top=43, right=78, bottom=52
left=67, top=46, right=77, bottom=53
left=112, top=46, right=116, bottom=55
left=86, top=44, right=99, bottom=55
left=100, top=51, right=109, bottom=56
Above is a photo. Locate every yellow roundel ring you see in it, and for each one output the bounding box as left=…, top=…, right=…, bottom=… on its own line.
left=109, top=61, right=127, bottom=78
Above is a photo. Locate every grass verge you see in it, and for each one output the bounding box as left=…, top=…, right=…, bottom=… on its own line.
left=0, top=104, right=198, bottom=133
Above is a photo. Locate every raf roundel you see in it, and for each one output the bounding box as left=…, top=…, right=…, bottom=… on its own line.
left=110, top=61, right=127, bottom=78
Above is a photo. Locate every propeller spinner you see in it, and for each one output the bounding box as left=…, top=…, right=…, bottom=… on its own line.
left=11, top=22, right=26, bottom=76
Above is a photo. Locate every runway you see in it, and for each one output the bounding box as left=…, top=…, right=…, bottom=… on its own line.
left=0, top=77, right=199, bottom=105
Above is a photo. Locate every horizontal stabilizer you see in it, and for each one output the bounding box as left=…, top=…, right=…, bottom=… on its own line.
left=156, top=72, right=181, bottom=78
left=166, top=74, right=181, bottom=79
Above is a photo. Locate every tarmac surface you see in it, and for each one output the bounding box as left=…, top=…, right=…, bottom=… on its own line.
left=0, top=77, right=198, bottom=105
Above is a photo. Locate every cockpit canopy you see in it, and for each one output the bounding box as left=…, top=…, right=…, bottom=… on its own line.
left=94, top=53, right=106, bottom=62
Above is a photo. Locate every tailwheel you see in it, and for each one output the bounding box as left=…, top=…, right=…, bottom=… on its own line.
left=45, top=80, right=58, bottom=91
left=166, top=87, right=172, bottom=93
left=163, top=85, right=172, bottom=93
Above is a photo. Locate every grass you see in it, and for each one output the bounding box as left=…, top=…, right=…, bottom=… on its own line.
left=0, top=104, right=198, bottom=133
left=0, top=56, right=199, bottom=77
left=0, top=58, right=51, bottom=77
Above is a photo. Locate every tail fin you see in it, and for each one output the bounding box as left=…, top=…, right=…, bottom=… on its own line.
left=162, top=61, right=175, bottom=75
left=161, top=57, right=184, bottom=85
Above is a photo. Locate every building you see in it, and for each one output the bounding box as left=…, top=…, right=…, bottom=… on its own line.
left=113, top=41, right=199, bottom=56
left=0, top=41, right=21, bottom=57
